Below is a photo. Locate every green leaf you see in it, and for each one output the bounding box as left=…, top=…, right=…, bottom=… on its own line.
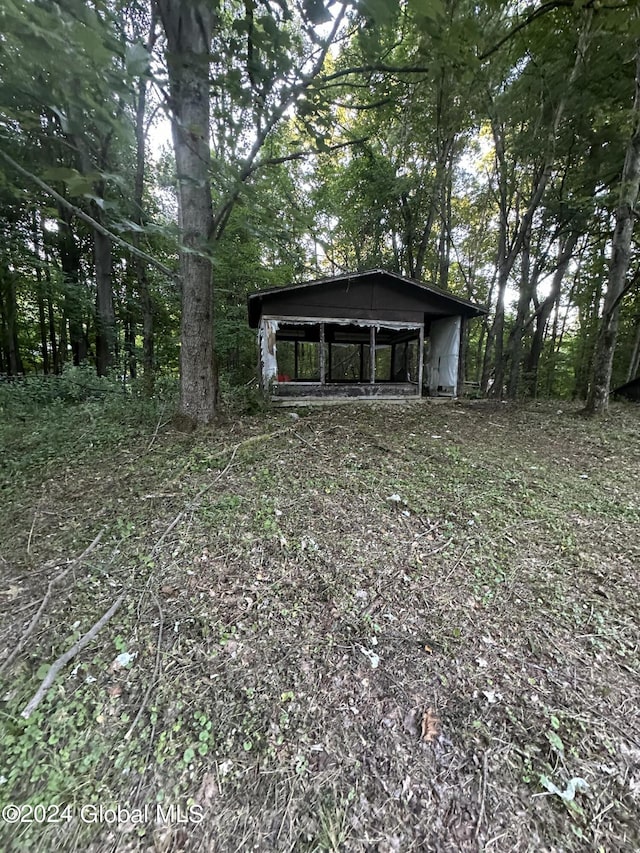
left=42, top=167, right=79, bottom=183
left=546, top=729, right=564, bottom=753
left=67, top=175, right=96, bottom=197
left=35, top=663, right=50, bottom=680
left=125, top=42, right=151, bottom=78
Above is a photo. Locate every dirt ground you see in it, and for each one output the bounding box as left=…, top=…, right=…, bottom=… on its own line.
left=1, top=397, right=639, bottom=852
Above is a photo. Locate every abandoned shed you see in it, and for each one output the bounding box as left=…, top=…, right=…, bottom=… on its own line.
left=613, top=377, right=640, bottom=402
left=247, top=269, right=487, bottom=402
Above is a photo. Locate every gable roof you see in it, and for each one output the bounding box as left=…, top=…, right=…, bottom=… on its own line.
left=247, top=268, right=488, bottom=327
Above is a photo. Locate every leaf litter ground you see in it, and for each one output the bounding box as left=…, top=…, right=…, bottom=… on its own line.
left=0, top=399, right=639, bottom=852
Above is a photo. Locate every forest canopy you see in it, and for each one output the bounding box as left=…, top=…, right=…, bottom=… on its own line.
left=0, top=0, right=639, bottom=421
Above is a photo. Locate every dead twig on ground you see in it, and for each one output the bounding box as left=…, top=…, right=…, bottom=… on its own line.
left=439, top=545, right=471, bottom=586
left=125, top=590, right=164, bottom=741
left=153, top=446, right=239, bottom=555
left=0, top=530, right=104, bottom=677
left=474, top=751, right=489, bottom=844
left=21, top=591, right=125, bottom=719
left=293, top=430, right=328, bottom=458
left=424, top=537, right=454, bottom=556
left=26, top=487, right=46, bottom=556
left=146, top=408, right=167, bottom=453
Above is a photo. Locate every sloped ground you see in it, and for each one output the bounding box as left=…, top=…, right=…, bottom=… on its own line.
left=0, top=394, right=639, bottom=852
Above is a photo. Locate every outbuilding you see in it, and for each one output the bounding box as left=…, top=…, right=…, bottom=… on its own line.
left=613, top=377, right=640, bottom=402
left=247, top=269, right=487, bottom=402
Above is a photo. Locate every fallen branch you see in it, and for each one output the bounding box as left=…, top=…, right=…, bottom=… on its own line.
left=146, top=409, right=167, bottom=453
left=26, top=487, right=46, bottom=555
left=0, top=530, right=104, bottom=677
left=21, top=592, right=125, bottom=719
left=474, top=751, right=489, bottom=842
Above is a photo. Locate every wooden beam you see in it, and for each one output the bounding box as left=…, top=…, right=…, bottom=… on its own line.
left=417, top=324, right=424, bottom=396
left=319, top=323, right=325, bottom=384
left=370, top=325, right=376, bottom=384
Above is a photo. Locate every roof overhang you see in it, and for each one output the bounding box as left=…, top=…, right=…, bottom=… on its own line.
left=247, top=268, right=488, bottom=328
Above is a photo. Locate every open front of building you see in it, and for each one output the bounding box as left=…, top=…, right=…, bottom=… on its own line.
left=248, top=270, right=487, bottom=402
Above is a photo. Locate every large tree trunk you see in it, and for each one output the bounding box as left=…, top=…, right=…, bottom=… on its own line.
left=586, top=43, right=640, bottom=413
left=505, top=222, right=535, bottom=399
left=156, top=0, right=216, bottom=425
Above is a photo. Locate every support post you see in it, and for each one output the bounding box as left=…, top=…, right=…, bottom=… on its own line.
left=417, top=324, right=424, bottom=396
left=294, top=339, right=298, bottom=381
left=457, top=317, right=467, bottom=397
left=319, top=323, right=325, bottom=384
left=370, top=325, right=376, bottom=384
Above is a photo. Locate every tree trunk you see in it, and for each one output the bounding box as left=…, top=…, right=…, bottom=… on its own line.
left=32, top=214, right=50, bottom=374
left=47, top=287, right=59, bottom=374
left=574, top=273, right=603, bottom=400
left=525, top=232, right=579, bottom=395
left=124, top=314, right=137, bottom=379
left=505, top=222, right=535, bottom=399
left=437, top=159, right=452, bottom=290
left=0, top=263, right=24, bottom=375
left=156, top=0, right=216, bottom=425
left=42, top=240, right=59, bottom=373
left=586, top=42, right=640, bottom=413
left=57, top=207, right=86, bottom=365
left=94, top=223, right=115, bottom=376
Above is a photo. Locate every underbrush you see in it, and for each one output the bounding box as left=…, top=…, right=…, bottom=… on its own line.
left=0, top=369, right=177, bottom=487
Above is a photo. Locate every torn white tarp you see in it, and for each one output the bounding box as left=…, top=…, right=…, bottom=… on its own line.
left=259, top=318, right=279, bottom=386
left=428, top=316, right=461, bottom=396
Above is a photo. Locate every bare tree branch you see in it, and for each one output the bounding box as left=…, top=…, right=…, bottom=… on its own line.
left=0, top=531, right=105, bottom=677
left=0, top=148, right=176, bottom=280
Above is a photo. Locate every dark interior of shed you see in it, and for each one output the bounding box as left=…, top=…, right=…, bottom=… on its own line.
left=274, top=322, right=420, bottom=384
